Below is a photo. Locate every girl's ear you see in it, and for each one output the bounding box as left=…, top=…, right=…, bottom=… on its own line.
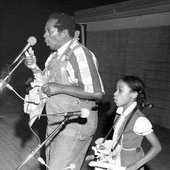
left=131, top=91, right=138, bottom=100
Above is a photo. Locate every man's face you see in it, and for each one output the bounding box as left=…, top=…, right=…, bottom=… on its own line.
left=44, top=19, right=65, bottom=50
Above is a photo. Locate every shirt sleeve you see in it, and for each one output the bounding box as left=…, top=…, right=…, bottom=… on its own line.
left=133, top=117, right=153, bottom=136
left=70, top=47, right=104, bottom=93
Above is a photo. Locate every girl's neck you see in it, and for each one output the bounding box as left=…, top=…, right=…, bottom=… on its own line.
left=122, top=101, right=137, bottom=112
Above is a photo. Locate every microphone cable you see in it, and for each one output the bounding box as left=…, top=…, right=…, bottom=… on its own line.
left=5, top=84, right=81, bottom=170
left=6, top=83, right=26, bottom=101
left=21, top=113, right=74, bottom=170
left=17, top=147, right=56, bottom=170
left=26, top=147, right=76, bottom=170
left=16, top=113, right=63, bottom=170
left=28, top=113, right=70, bottom=143
left=6, top=84, right=46, bottom=105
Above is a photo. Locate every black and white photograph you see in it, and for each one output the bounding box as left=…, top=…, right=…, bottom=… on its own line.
left=0, top=0, right=169, bottom=170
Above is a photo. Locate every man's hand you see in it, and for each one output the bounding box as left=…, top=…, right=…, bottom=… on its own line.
left=24, top=47, right=37, bottom=69
left=41, top=82, right=62, bottom=97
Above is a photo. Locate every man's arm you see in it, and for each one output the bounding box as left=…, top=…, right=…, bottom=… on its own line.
left=41, top=82, right=104, bottom=100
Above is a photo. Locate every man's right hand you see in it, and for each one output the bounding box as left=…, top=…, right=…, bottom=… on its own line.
left=24, top=47, right=37, bottom=70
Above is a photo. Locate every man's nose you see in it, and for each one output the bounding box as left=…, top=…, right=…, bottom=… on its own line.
left=43, top=32, right=48, bottom=38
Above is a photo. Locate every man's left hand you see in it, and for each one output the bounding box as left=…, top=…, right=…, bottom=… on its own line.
left=41, top=82, right=62, bottom=97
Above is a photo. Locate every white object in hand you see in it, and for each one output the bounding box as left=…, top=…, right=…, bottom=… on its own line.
left=89, top=161, right=126, bottom=170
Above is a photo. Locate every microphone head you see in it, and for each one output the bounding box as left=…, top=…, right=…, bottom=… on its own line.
left=27, top=36, right=37, bottom=46
left=81, top=108, right=90, bottom=118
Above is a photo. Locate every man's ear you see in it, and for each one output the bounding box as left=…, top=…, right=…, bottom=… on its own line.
left=131, top=91, right=138, bottom=100
left=74, top=30, right=80, bottom=38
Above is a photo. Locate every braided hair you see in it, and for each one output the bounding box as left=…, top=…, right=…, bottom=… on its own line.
left=121, top=75, right=149, bottom=110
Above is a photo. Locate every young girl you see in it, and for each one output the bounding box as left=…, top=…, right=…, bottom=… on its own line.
left=90, top=75, right=161, bottom=170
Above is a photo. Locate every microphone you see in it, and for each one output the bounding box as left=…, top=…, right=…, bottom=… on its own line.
left=13, top=36, right=37, bottom=64
left=57, top=108, right=90, bottom=118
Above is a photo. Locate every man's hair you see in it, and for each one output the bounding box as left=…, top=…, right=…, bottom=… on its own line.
left=48, top=13, right=75, bottom=38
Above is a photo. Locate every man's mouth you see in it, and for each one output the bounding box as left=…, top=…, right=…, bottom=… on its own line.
left=45, top=40, right=49, bottom=46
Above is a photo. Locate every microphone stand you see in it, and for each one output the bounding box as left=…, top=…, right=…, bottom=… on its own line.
left=1, top=57, right=25, bottom=89
left=16, top=116, right=70, bottom=170
left=5, top=57, right=25, bottom=81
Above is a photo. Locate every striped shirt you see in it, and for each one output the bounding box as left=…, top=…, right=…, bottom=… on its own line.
left=55, top=40, right=105, bottom=93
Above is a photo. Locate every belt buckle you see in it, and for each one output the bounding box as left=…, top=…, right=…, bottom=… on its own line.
left=136, top=147, right=141, bottom=153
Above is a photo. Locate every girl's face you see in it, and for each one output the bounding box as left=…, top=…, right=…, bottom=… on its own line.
left=114, top=80, right=137, bottom=110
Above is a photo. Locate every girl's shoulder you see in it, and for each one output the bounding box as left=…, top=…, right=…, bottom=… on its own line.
left=133, top=109, right=153, bottom=135
left=134, top=109, right=145, bottom=118
left=127, top=109, right=146, bottom=128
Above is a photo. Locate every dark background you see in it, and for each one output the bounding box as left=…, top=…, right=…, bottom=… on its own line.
left=0, top=1, right=170, bottom=170
left=0, top=0, right=128, bottom=94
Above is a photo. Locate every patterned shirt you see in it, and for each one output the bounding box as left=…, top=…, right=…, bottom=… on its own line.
left=47, top=39, right=105, bottom=94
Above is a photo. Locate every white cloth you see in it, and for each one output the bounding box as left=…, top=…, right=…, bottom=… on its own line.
left=113, top=102, right=137, bottom=142
left=24, top=65, right=49, bottom=126
left=24, top=86, right=47, bottom=126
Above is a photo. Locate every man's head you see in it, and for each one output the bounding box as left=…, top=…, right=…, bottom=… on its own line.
left=44, top=13, right=76, bottom=50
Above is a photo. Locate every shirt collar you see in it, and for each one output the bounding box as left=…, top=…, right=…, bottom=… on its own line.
left=116, top=101, right=137, bottom=116
left=57, top=40, right=72, bottom=55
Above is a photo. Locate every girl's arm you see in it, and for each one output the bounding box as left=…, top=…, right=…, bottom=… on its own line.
left=127, top=132, right=162, bottom=170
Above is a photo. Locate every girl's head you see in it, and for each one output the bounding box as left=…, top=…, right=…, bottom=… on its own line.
left=114, top=75, right=146, bottom=110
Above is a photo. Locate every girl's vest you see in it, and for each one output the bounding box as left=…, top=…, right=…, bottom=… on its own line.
left=120, top=109, right=145, bottom=169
